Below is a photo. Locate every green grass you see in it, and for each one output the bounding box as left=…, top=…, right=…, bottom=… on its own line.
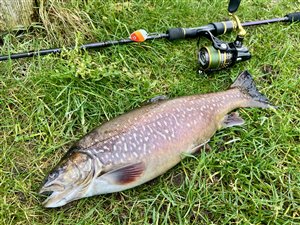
left=0, top=0, right=299, bottom=224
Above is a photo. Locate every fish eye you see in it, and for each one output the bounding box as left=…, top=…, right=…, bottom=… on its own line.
left=48, top=171, right=59, bottom=181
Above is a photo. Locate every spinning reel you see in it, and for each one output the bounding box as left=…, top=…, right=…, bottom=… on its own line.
left=198, top=0, right=251, bottom=73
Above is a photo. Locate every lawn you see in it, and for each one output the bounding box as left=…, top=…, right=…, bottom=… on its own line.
left=0, top=0, right=299, bottom=224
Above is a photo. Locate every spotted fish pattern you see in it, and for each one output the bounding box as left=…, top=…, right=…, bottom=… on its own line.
left=40, top=71, right=273, bottom=207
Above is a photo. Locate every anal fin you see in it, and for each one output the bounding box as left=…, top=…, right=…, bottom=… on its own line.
left=221, top=112, right=244, bottom=128
left=99, top=162, right=145, bottom=185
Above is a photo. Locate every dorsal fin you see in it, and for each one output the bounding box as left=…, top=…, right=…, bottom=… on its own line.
left=147, top=95, right=168, bottom=103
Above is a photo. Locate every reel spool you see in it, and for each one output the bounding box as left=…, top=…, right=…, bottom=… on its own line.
left=198, top=0, right=251, bottom=73
left=197, top=30, right=251, bottom=73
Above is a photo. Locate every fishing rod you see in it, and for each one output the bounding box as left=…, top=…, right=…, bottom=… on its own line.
left=0, top=0, right=299, bottom=72
left=0, top=15, right=297, bottom=59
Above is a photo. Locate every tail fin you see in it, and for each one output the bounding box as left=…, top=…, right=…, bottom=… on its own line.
left=230, top=70, right=273, bottom=108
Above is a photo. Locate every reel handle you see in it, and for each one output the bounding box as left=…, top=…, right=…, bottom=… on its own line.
left=228, top=0, right=241, bottom=13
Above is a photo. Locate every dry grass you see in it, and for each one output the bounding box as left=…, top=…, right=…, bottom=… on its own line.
left=37, top=0, right=96, bottom=44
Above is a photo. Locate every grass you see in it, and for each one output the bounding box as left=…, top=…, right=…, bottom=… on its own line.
left=0, top=0, right=299, bottom=224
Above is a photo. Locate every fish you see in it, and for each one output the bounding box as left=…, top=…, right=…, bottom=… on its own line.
left=39, top=70, right=273, bottom=208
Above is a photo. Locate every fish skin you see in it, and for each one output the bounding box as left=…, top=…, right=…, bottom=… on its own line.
left=39, top=70, right=273, bottom=208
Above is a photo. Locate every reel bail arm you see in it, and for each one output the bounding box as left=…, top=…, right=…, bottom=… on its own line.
left=230, top=13, right=246, bottom=47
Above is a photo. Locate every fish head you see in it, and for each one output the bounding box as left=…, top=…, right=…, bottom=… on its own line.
left=39, top=150, right=95, bottom=208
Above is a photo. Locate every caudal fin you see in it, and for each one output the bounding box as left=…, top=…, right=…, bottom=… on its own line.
left=230, top=70, right=273, bottom=108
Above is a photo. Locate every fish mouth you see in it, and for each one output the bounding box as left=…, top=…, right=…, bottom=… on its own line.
left=40, top=189, right=70, bottom=208
left=39, top=185, right=69, bottom=208
left=41, top=191, right=67, bottom=208
left=39, top=185, right=83, bottom=208
left=39, top=190, right=54, bottom=198
left=39, top=183, right=65, bottom=194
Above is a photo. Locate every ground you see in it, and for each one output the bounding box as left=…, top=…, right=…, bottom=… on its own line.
left=0, top=0, right=299, bottom=224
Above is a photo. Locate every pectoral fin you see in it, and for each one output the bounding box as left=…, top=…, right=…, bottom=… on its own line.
left=99, top=162, right=145, bottom=185
left=221, top=112, right=244, bottom=128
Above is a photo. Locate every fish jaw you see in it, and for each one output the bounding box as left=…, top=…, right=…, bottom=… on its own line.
left=40, top=174, right=96, bottom=208
left=40, top=186, right=83, bottom=208
left=41, top=190, right=68, bottom=208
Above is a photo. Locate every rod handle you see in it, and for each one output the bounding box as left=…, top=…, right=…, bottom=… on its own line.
left=285, top=12, right=300, bottom=22
left=166, top=21, right=235, bottom=41
left=166, top=28, right=200, bottom=40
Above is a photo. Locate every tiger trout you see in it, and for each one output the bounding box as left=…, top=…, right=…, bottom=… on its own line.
left=39, top=71, right=273, bottom=208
